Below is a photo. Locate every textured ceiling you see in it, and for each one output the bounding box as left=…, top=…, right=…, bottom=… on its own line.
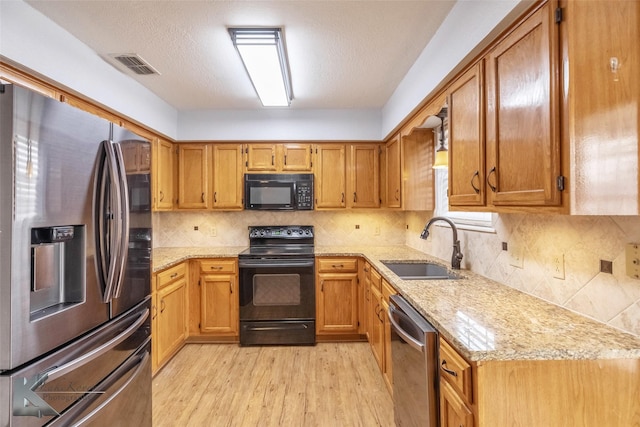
left=25, top=1, right=455, bottom=111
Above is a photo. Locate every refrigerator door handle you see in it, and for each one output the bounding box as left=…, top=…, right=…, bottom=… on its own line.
left=112, top=142, right=129, bottom=299
left=95, top=139, right=123, bottom=302
left=38, top=308, right=149, bottom=384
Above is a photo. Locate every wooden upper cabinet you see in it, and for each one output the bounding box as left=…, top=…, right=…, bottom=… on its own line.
left=484, top=0, right=562, bottom=208
left=282, top=143, right=313, bottom=171
left=314, top=144, right=347, bottom=209
left=385, top=134, right=402, bottom=208
left=402, top=129, right=435, bottom=211
left=153, top=138, right=176, bottom=211
left=245, top=143, right=277, bottom=171
left=348, top=144, right=380, bottom=208
left=562, top=0, right=639, bottom=215
left=178, top=144, right=210, bottom=209
left=212, top=144, right=243, bottom=209
left=448, top=62, right=485, bottom=207
left=245, top=143, right=313, bottom=172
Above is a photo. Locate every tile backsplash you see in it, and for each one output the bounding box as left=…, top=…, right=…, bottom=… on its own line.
left=406, top=212, right=640, bottom=338
left=153, top=210, right=406, bottom=248
left=154, top=210, right=640, bottom=337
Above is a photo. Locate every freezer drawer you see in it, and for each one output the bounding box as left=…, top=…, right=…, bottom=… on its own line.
left=0, top=298, right=151, bottom=427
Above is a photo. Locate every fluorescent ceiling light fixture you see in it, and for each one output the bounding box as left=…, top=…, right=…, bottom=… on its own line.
left=229, top=27, right=293, bottom=107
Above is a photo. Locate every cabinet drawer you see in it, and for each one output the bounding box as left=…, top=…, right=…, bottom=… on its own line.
left=199, top=259, right=236, bottom=274
left=370, top=268, right=382, bottom=291
left=439, top=337, right=473, bottom=403
left=157, top=262, right=187, bottom=290
left=382, top=279, right=396, bottom=302
left=317, top=258, right=358, bottom=273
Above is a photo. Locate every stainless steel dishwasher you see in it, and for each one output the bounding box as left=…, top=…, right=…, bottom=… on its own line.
left=388, top=294, right=439, bottom=427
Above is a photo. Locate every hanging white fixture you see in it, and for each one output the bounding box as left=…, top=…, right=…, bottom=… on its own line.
left=228, top=27, right=293, bottom=107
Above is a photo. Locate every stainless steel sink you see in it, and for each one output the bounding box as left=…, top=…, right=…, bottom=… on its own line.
left=381, top=261, right=460, bottom=280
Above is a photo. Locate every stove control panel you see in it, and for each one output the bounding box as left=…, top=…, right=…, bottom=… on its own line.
left=248, top=226, right=314, bottom=239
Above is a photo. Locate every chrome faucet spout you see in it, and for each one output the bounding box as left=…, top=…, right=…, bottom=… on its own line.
left=419, top=216, right=463, bottom=270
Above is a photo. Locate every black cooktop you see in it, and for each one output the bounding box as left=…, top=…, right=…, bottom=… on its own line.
left=240, top=225, right=314, bottom=258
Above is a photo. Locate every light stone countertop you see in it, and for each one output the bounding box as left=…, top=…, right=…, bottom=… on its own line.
left=152, top=245, right=640, bottom=362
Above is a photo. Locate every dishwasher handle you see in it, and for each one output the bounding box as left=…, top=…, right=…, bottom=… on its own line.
left=388, top=305, right=425, bottom=352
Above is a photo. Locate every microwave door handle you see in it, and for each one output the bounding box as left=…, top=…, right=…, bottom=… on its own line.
left=37, top=308, right=149, bottom=384
left=111, top=142, right=129, bottom=299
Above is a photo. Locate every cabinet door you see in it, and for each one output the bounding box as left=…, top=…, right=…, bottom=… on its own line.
left=314, top=144, right=346, bottom=208
left=154, top=138, right=175, bottom=211
left=156, top=279, right=187, bottom=365
left=402, top=129, right=435, bottom=211
left=385, top=135, right=402, bottom=208
left=440, top=380, right=474, bottom=427
left=566, top=0, right=639, bottom=215
left=369, top=285, right=384, bottom=371
left=178, top=144, right=210, bottom=209
left=448, top=62, right=485, bottom=206
left=349, top=144, right=380, bottom=208
left=316, top=272, right=358, bottom=334
left=200, top=274, right=238, bottom=335
left=485, top=1, right=562, bottom=207
left=212, top=144, right=243, bottom=209
left=282, top=143, right=312, bottom=171
left=245, top=144, right=277, bottom=171
left=381, top=297, right=393, bottom=393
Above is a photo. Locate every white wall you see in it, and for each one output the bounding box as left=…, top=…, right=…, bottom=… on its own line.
left=0, top=0, right=178, bottom=138
left=381, top=0, right=532, bottom=138
left=178, top=108, right=381, bottom=141
left=1, top=0, right=531, bottom=141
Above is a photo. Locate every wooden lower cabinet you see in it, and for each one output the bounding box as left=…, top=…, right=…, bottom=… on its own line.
left=316, top=257, right=359, bottom=337
left=369, top=270, right=384, bottom=371
left=192, top=258, right=239, bottom=339
left=440, top=380, right=474, bottom=427
left=153, top=262, right=188, bottom=374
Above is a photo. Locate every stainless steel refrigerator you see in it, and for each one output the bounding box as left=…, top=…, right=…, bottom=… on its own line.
left=0, top=84, right=152, bottom=426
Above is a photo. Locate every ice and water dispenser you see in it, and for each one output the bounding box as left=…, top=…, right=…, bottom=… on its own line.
left=30, top=225, right=85, bottom=320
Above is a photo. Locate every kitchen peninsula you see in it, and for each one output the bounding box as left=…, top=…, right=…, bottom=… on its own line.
left=153, top=244, right=640, bottom=427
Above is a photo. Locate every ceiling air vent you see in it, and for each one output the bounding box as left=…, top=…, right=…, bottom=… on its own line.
left=110, top=54, right=160, bottom=75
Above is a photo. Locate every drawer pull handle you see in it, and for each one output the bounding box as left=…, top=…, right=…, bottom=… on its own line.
left=170, top=273, right=178, bottom=279
left=331, top=264, right=344, bottom=268
left=441, top=360, right=458, bottom=377
left=210, top=266, right=223, bottom=270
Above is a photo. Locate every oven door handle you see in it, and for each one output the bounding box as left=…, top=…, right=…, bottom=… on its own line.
left=238, top=259, right=315, bottom=268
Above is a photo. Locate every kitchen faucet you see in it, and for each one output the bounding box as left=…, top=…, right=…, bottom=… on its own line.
left=420, top=216, right=463, bottom=270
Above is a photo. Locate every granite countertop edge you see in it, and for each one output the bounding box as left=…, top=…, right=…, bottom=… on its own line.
left=152, top=245, right=640, bottom=363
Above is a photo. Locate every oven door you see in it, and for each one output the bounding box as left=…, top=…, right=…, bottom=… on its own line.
left=239, top=256, right=316, bottom=346
left=239, top=258, right=315, bottom=321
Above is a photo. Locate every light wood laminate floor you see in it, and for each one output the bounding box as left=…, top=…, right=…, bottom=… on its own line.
left=153, top=342, right=395, bottom=426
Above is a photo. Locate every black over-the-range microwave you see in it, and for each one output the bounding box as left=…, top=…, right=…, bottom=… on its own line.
left=244, top=173, right=314, bottom=210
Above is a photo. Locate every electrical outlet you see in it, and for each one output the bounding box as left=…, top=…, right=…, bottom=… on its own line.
left=374, top=226, right=381, bottom=236
left=626, top=243, right=640, bottom=279
left=193, top=225, right=199, bottom=231
left=509, top=247, right=524, bottom=269
left=552, top=254, right=565, bottom=280
left=210, top=227, right=217, bottom=237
